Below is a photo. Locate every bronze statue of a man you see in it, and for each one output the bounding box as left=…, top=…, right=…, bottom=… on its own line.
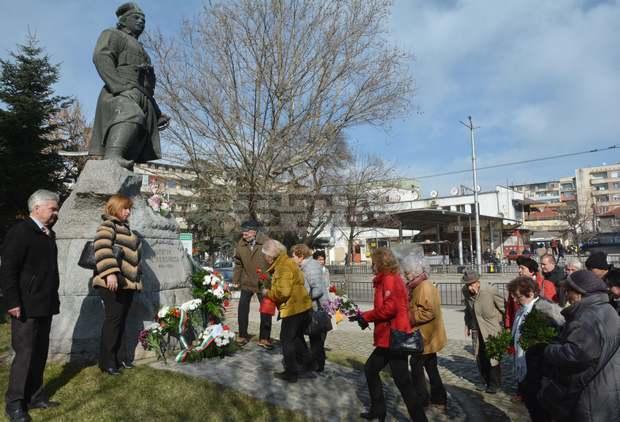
left=89, top=2, right=170, bottom=169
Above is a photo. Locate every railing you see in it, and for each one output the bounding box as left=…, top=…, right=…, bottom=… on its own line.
left=327, top=254, right=620, bottom=276
left=332, top=279, right=510, bottom=306
left=328, top=263, right=520, bottom=275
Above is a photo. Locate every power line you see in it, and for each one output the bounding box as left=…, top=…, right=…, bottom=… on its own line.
left=415, top=144, right=619, bottom=180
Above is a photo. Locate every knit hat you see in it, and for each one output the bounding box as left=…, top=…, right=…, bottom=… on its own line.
left=461, top=270, right=480, bottom=284
left=516, top=256, right=539, bottom=274
left=240, top=220, right=260, bottom=231
left=585, top=251, right=609, bottom=271
left=561, top=270, right=608, bottom=296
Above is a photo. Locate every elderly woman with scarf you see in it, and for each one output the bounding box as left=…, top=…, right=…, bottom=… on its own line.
left=401, top=255, right=448, bottom=412
left=508, top=276, right=564, bottom=422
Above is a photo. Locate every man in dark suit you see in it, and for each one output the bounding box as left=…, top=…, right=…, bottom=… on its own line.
left=0, top=190, right=61, bottom=422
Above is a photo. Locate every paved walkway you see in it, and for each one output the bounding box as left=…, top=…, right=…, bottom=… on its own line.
left=152, top=298, right=529, bottom=421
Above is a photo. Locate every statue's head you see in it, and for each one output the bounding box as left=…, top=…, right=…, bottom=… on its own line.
left=116, top=2, right=145, bottom=37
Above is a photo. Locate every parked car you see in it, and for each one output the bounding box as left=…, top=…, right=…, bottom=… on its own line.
left=213, top=261, right=234, bottom=285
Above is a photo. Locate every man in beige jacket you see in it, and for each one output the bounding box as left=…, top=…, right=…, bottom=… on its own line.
left=402, top=256, right=448, bottom=411
left=462, top=271, right=505, bottom=394
left=233, top=220, right=272, bottom=348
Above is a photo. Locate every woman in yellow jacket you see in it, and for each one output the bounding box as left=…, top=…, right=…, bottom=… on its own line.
left=262, top=239, right=313, bottom=383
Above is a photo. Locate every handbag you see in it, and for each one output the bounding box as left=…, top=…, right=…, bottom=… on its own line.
left=259, top=297, right=276, bottom=316
left=306, top=307, right=333, bottom=336
left=389, top=329, right=424, bottom=354
left=78, top=240, right=124, bottom=270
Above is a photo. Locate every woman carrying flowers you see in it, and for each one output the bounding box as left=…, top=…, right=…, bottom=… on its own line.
left=261, top=239, right=313, bottom=383
left=507, top=276, right=564, bottom=421
left=351, top=248, right=428, bottom=422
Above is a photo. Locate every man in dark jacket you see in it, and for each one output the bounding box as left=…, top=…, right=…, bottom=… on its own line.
left=0, top=190, right=61, bottom=422
left=233, top=220, right=272, bottom=348
left=539, top=270, right=620, bottom=422
left=585, top=251, right=610, bottom=283
left=606, top=268, right=620, bottom=316
left=540, top=254, right=567, bottom=306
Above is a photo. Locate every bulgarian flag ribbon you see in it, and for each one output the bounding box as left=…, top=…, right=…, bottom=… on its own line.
left=175, top=324, right=224, bottom=363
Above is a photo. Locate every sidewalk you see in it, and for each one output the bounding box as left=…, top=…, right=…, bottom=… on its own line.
left=152, top=298, right=528, bottom=421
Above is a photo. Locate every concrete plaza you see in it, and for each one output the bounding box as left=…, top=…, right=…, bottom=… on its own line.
left=153, top=297, right=529, bottom=421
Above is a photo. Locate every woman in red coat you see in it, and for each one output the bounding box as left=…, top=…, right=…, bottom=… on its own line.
left=352, top=248, right=428, bottom=422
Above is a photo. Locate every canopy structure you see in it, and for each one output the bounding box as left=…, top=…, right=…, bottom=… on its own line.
left=362, top=208, right=513, bottom=266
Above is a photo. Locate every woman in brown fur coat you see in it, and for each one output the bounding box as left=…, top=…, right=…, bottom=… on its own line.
left=93, top=194, right=142, bottom=375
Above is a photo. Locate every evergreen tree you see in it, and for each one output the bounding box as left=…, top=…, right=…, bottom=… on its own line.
left=0, top=35, right=71, bottom=240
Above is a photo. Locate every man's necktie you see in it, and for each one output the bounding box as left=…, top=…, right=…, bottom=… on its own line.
left=42, top=226, right=51, bottom=237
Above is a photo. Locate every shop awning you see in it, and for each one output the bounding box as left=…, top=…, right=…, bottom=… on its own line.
left=529, top=231, right=563, bottom=241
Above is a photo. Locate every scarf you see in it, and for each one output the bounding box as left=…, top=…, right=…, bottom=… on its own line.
left=512, top=297, right=539, bottom=382
left=406, top=272, right=428, bottom=327
left=406, top=272, right=428, bottom=296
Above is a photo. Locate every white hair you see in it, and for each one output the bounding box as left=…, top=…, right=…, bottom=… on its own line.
left=564, top=257, right=583, bottom=271
left=401, top=255, right=427, bottom=276
left=262, top=239, right=287, bottom=258
left=28, top=189, right=59, bottom=212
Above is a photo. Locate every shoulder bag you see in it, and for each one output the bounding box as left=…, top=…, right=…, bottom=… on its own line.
left=78, top=225, right=124, bottom=270
left=306, top=302, right=333, bottom=336
left=390, top=328, right=423, bottom=354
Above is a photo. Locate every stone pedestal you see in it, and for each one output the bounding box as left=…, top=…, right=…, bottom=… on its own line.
left=49, top=160, right=193, bottom=362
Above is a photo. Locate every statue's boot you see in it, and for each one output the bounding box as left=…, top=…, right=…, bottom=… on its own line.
left=104, top=124, right=141, bottom=170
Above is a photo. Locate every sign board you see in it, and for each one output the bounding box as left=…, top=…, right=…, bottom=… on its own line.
left=180, top=232, right=193, bottom=255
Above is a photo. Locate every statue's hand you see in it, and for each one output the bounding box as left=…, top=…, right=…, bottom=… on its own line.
left=157, top=114, right=171, bottom=131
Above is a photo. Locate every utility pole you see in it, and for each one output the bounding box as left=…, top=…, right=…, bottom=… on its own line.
left=460, top=116, right=483, bottom=274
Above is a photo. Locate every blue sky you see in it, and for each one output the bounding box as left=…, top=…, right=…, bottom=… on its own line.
left=2, top=1, right=619, bottom=196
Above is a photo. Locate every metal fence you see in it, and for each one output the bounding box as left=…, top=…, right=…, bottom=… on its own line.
left=332, top=279, right=510, bottom=306
left=327, top=254, right=620, bottom=277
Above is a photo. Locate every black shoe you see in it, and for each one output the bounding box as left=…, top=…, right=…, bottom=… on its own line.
left=5, top=408, right=31, bottom=422
left=274, top=371, right=298, bottom=383
left=28, top=400, right=60, bottom=409
left=100, top=367, right=121, bottom=375
left=120, top=361, right=134, bottom=369
left=359, top=411, right=385, bottom=421
left=485, top=386, right=498, bottom=394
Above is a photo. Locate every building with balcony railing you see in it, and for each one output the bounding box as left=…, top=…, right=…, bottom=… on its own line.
left=576, top=164, right=620, bottom=222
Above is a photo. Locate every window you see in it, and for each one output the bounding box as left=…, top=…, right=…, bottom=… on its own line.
left=612, top=194, right=620, bottom=202
left=612, top=182, right=620, bottom=190
left=610, top=171, right=620, bottom=178
left=591, top=172, right=607, bottom=179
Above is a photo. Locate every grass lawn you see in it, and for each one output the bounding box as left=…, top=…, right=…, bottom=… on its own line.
left=0, top=322, right=307, bottom=421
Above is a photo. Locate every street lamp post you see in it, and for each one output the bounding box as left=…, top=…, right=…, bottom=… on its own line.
left=460, top=116, right=483, bottom=274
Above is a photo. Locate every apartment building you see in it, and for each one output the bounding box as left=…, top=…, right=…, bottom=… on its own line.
left=576, top=164, right=620, bottom=217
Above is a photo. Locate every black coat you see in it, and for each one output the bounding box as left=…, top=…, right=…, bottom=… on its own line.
left=544, top=293, right=620, bottom=422
left=544, top=264, right=567, bottom=306
left=0, top=218, right=60, bottom=317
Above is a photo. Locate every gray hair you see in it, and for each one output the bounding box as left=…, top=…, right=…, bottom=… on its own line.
left=401, top=255, right=427, bottom=276
left=262, top=239, right=287, bottom=258
left=28, top=189, right=59, bottom=212
left=564, top=257, right=583, bottom=271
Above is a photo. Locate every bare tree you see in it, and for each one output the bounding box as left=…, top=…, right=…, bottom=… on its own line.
left=333, top=154, right=397, bottom=264
left=146, top=0, right=413, bottom=232
left=557, top=200, right=597, bottom=254
left=45, top=101, right=91, bottom=190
